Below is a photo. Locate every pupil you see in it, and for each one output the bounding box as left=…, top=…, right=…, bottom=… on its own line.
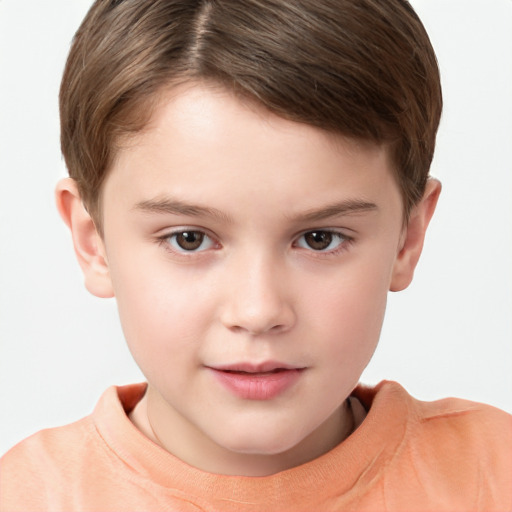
left=177, top=231, right=203, bottom=250
left=305, top=231, right=332, bottom=250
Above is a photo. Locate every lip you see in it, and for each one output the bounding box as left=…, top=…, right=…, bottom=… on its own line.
left=207, top=362, right=305, bottom=400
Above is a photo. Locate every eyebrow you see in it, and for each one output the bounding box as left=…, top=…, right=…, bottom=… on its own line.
left=133, top=197, right=232, bottom=223
left=288, top=199, right=378, bottom=222
left=133, top=196, right=378, bottom=223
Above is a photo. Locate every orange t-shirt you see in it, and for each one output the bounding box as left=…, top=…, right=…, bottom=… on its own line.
left=1, top=381, right=511, bottom=511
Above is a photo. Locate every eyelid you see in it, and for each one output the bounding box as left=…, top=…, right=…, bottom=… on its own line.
left=154, top=226, right=353, bottom=257
left=293, top=228, right=353, bottom=254
left=156, top=226, right=221, bottom=254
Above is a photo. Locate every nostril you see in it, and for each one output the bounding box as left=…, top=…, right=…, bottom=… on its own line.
left=226, top=320, right=290, bottom=336
left=219, top=279, right=296, bottom=335
left=268, top=323, right=287, bottom=334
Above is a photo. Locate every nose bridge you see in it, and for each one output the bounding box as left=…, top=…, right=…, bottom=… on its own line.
left=220, top=247, right=294, bottom=335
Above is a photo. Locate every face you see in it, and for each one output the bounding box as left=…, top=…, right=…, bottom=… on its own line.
left=99, top=83, right=405, bottom=475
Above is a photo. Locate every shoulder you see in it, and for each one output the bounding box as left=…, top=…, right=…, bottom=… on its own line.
left=1, top=412, right=97, bottom=464
left=0, top=415, right=98, bottom=511
left=410, top=392, right=512, bottom=457
left=366, top=380, right=512, bottom=447
left=405, top=388, right=512, bottom=510
left=0, top=385, right=141, bottom=512
left=357, top=381, right=512, bottom=511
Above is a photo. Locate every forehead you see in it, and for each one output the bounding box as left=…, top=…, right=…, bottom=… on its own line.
left=103, top=83, right=401, bottom=220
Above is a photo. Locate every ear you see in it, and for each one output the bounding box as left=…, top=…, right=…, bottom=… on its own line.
left=390, top=178, right=441, bottom=292
left=55, top=178, right=114, bottom=298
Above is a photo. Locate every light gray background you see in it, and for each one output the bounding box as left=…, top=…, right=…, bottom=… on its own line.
left=1, top=0, right=511, bottom=455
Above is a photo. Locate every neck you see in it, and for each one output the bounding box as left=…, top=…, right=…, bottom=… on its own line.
left=130, top=386, right=355, bottom=476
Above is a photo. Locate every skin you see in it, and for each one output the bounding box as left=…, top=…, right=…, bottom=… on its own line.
left=56, top=83, right=440, bottom=476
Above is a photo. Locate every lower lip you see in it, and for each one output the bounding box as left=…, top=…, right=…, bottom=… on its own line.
left=209, top=368, right=303, bottom=400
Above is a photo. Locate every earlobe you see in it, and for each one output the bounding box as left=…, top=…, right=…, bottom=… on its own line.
left=390, top=178, right=441, bottom=292
left=55, top=178, right=114, bottom=298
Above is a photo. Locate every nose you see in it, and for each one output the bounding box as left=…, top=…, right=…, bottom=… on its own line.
left=219, top=254, right=296, bottom=336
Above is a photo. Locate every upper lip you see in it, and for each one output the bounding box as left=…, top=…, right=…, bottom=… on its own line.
left=208, top=361, right=304, bottom=373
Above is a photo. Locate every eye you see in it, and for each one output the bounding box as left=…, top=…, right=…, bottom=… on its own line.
left=165, top=230, right=216, bottom=252
left=295, top=230, right=347, bottom=252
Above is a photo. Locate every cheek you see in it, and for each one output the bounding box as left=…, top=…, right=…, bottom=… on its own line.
left=305, top=261, right=391, bottom=365
left=108, top=255, right=213, bottom=367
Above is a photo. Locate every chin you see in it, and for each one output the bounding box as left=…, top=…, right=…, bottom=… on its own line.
left=215, top=427, right=305, bottom=457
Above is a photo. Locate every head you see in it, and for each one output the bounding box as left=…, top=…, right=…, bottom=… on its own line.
left=57, top=0, right=442, bottom=475
left=60, top=0, right=441, bottom=230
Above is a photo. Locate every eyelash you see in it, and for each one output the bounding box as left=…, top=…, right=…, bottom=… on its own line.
left=157, top=228, right=353, bottom=257
left=157, top=229, right=218, bottom=254
left=293, top=230, right=352, bottom=255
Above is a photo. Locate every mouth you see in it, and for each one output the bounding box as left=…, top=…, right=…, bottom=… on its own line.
left=206, top=362, right=306, bottom=400
left=210, top=361, right=304, bottom=373
left=222, top=368, right=289, bottom=376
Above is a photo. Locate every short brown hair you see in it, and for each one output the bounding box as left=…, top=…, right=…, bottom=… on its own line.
left=60, top=0, right=442, bottom=227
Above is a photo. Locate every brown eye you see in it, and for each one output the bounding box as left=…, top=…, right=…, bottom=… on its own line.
left=167, top=231, right=215, bottom=252
left=296, top=230, right=347, bottom=252
left=304, top=231, right=333, bottom=250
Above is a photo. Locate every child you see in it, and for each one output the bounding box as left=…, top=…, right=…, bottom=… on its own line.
left=1, top=0, right=511, bottom=510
